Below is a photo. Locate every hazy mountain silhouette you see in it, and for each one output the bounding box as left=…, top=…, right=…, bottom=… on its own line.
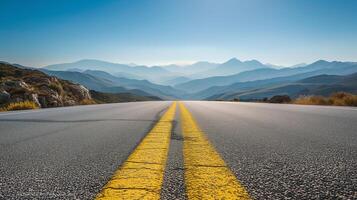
left=207, top=73, right=357, bottom=100
left=39, top=59, right=357, bottom=100
left=176, top=60, right=357, bottom=93
left=41, top=69, right=185, bottom=99
left=83, top=70, right=186, bottom=99
left=41, top=69, right=153, bottom=97
left=43, top=59, right=176, bottom=83
left=189, top=58, right=269, bottom=78
left=163, top=61, right=218, bottom=75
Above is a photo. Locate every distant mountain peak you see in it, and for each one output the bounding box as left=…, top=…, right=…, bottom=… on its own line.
left=313, top=60, right=329, bottom=65
left=244, top=59, right=263, bottom=65
left=223, top=58, right=242, bottom=65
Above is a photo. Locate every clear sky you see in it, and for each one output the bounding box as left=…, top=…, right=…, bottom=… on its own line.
left=1, top=0, right=357, bottom=67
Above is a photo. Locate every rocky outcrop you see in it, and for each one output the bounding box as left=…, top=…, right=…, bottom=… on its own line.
left=0, top=90, right=11, bottom=104
left=0, top=63, right=92, bottom=108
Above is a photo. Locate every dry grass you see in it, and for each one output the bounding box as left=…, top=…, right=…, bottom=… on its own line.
left=294, top=92, right=357, bottom=106
left=294, top=95, right=328, bottom=105
left=80, top=99, right=97, bottom=105
left=1, top=101, right=39, bottom=111
left=329, top=92, right=357, bottom=106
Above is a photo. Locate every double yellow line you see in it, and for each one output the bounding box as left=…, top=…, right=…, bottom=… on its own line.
left=96, top=102, right=250, bottom=200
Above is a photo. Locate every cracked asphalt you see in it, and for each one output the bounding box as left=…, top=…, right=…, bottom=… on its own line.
left=0, top=101, right=356, bottom=199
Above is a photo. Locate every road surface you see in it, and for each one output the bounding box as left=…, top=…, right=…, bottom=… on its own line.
left=0, top=101, right=356, bottom=199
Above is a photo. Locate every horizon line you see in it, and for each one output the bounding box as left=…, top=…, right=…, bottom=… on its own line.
left=2, top=57, right=357, bottom=69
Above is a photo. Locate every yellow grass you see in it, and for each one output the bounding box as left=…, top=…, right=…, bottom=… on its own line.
left=329, top=92, right=357, bottom=106
left=294, top=92, right=357, bottom=106
left=1, top=101, right=39, bottom=111
left=80, top=99, right=97, bottom=105
left=294, top=95, right=328, bottom=105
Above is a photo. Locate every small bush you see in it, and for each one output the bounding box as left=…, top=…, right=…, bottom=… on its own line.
left=3, top=101, right=39, bottom=111
left=80, top=99, right=97, bottom=105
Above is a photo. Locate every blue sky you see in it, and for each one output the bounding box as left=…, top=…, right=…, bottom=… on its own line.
left=1, top=0, right=356, bottom=67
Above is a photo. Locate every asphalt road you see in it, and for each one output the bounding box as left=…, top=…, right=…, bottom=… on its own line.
left=0, top=102, right=171, bottom=199
left=0, top=101, right=356, bottom=199
left=184, top=101, right=357, bottom=199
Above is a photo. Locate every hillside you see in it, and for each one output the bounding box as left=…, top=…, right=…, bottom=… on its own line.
left=189, top=75, right=297, bottom=99
left=0, top=63, right=92, bottom=108
left=209, top=73, right=357, bottom=101
left=90, top=90, right=161, bottom=103
left=83, top=70, right=186, bottom=99
left=41, top=69, right=154, bottom=97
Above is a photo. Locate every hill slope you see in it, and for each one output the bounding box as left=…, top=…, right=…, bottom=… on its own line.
left=83, top=70, right=186, bottom=99
left=40, top=69, right=149, bottom=96
left=210, top=73, right=357, bottom=100
left=0, top=63, right=92, bottom=108
left=41, top=69, right=184, bottom=99
left=90, top=90, right=161, bottom=103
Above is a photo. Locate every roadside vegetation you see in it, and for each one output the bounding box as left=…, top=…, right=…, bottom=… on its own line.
left=80, top=99, right=97, bottom=105
left=230, top=92, right=357, bottom=107
left=0, top=101, right=39, bottom=112
left=294, top=92, right=357, bottom=106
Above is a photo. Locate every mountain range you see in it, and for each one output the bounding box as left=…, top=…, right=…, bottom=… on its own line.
left=3, top=58, right=357, bottom=101
left=175, top=60, right=357, bottom=92
left=41, top=69, right=185, bottom=99
left=0, top=63, right=161, bottom=109
left=209, top=73, right=357, bottom=101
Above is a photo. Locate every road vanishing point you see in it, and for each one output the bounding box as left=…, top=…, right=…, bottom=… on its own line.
left=0, top=101, right=356, bottom=199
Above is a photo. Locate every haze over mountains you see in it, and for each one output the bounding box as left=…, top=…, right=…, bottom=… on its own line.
left=6, top=58, right=357, bottom=101
left=42, top=58, right=276, bottom=83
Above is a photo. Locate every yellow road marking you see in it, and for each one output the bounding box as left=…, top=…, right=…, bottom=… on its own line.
left=96, top=102, right=177, bottom=200
left=179, top=102, right=251, bottom=200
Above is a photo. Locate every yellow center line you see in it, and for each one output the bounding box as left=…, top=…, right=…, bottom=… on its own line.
left=96, top=102, right=177, bottom=200
left=179, top=102, right=251, bottom=200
